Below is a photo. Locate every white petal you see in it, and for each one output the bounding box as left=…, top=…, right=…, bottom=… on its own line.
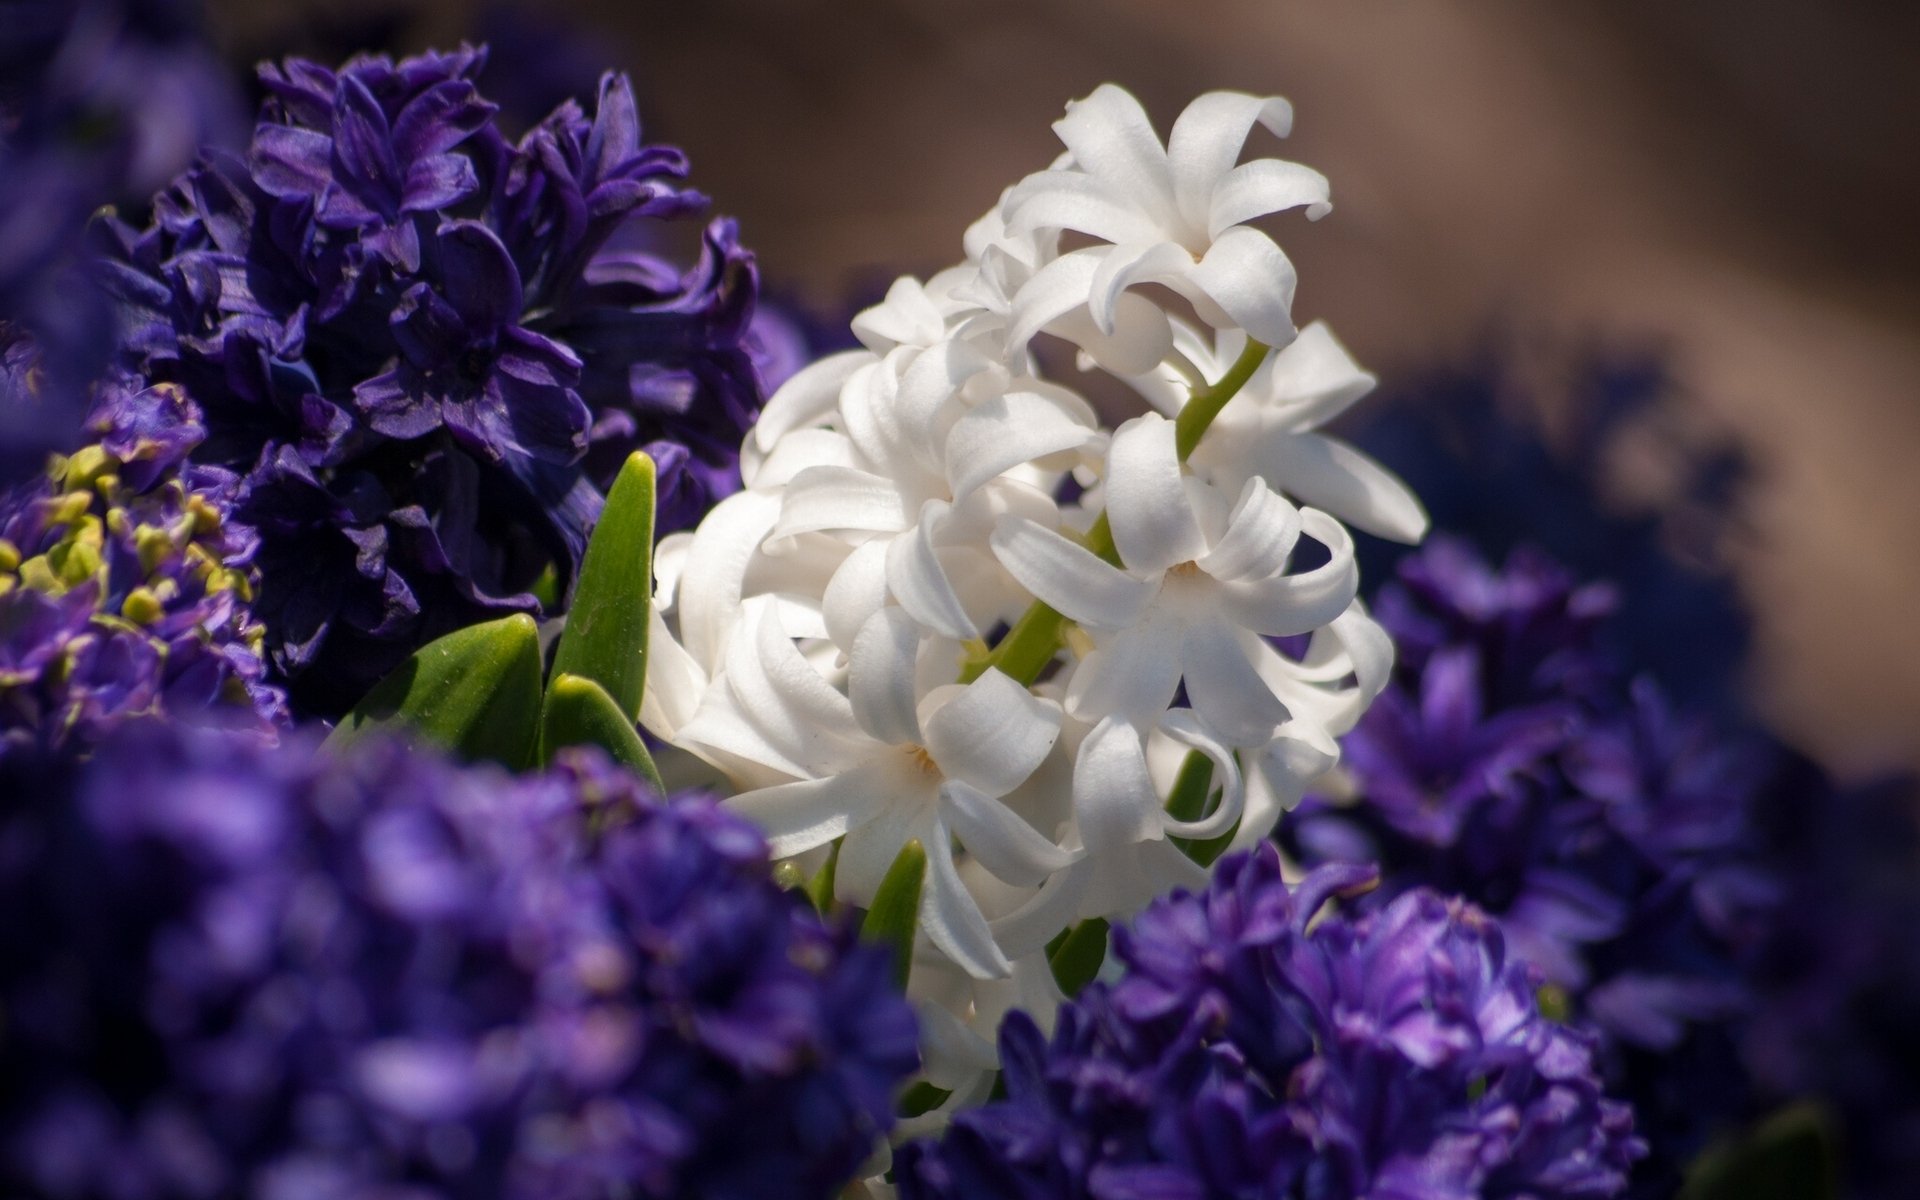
left=898, top=338, right=996, bottom=453
left=1039, top=295, right=1173, bottom=377
left=677, top=489, right=780, bottom=669
left=1181, top=618, right=1291, bottom=746
left=1087, top=240, right=1197, bottom=335
left=1156, top=708, right=1247, bottom=840
left=1263, top=320, right=1376, bottom=430
left=836, top=793, right=937, bottom=903
left=1188, top=225, right=1299, bottom=348
left=1167, top=92, right=1294, bottom=231
left=990, top=868, right=1090, bottom=959
left=990, top=516, right=1155, bottom=630
left=1073, top=716, right=1168, bottom=854
left=639, top=605, right=706, bottom=742
left=1053, top=84, right=1178, bottom=228
left=726, top=757, right=900, bottom=858
left=1002, top=170, right=1165, bottom=246
left=924, top=669, right=1061, bottom=797
left=822, top=540, right=891, bottom=653
left=850, top=607, right=925, bottom=746
left=1197, top=476, right=1302, bottom=582
left=679, top=600, right=863, bottom=778
left=886, top=500, right=979, bottom=641
left=851, top=276, right=945, bottom=351
left=1252, top=722, right=1342, bottom=813
left=1206, top=158, right=1332, bottom=238
left=1081, top=838, right=1206, bottom=920
left=1005, top=248, right=1105, bottom=353
left=921, top=816, right=1015, bottom=979
left=940, top=779, right=1077, bottom=887
left=752, top=349, right=867, bottom=455
left=1063, top=621, right=1183, bottom=727
left=913, top=1000, right=1002, bottom=1090
left=749, top=428, right=861, bottom=491
left=945, top=388, right=1100, bottom=502
left=1256, top=432, right=1429, bottom=544
left=769, top=465, right=913, bottom=544
left=1217, top=509, right=1359, bottom=636
left=1106, top=413, right=1207, bottom=573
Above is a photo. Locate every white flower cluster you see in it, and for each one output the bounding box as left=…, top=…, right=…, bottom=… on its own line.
left=641, top=83, right=1424, bottom=1107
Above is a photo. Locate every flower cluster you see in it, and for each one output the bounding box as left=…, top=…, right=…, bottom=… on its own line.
left=0, top=725, right=919, bottom=1199
left=98, top=45, right=771, bottom=712
left=894, top=845, right=1644, bottom=1198
left=644, top=84, right=1424, bottom=1087
left=1282, top=537, right=1780, bottom=1183
left=0, top=0, right=239, bottom=481
left=0, top=381, right=284, bottom=761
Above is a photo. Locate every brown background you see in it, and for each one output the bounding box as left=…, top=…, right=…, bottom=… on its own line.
left=212, top=0, right=1920, bottom=775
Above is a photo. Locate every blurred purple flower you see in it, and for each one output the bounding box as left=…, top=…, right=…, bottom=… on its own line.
left=0, top=728, right=918, bottom=1198
left=1284, top=538, right=1780, bottom=1189
left=897, top=847, right=1642, bottom=1199
left=100, top=46, right=767, bottom=713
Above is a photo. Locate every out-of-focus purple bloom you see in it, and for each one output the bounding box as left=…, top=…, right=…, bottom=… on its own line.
left=101, top=46, right=766, bottom=713
left=1746, top=768, right=1920, bottom=1200
left=896, top=846, right=1643, bottom=1200
left=0, top=0, right=240, bottom=482
left=0, top=727, right=918, bottom=1198
left=0, top=383, right=285, bottom=761
left=1284, top=538, right=1779, bottom=1191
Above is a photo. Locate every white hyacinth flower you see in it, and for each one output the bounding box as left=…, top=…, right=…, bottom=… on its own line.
left=1128, top=319, right=1430, bottom=543
left=1000, top=84, right=1331, bottom=350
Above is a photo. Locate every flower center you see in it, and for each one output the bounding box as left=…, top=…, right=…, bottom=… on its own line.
left=907, top=745, right=940, bottom=775
left=1168, top=560, right=1203, bottom=578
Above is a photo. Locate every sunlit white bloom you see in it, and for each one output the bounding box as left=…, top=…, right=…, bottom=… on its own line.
left=686, top=603, right=1075, bottom=978
left=992, top=411, right=1358, bottom=746
left=1000, top=84, right=1331, bottom=349
left=1127, top=319, right=1430, bottom=543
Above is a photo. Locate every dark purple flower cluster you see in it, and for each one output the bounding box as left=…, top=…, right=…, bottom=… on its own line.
left=897, top=847, right=1642, bottom=1199
left=0, top=0, right=239, bottom=481
left=98, top=45, right=770, bottom=712
left=1282, top=537, right=1779, bottom=1185
left=0, top=381, right=285, bottom=760
left=0, top=726, right=919, bottom=1199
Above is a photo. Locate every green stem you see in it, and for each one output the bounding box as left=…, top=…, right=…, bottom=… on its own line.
left=959, top=338, right=1270, bottom=688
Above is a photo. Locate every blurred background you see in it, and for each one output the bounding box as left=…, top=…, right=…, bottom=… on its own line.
left=207, top=0, right=1920, bottom=776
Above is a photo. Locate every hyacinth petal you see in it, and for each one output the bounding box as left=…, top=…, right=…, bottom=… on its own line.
left=1167, top=91, right=1295, bottom=229
left=924, top=669, right=1061, bottom=798
left=1053, top=84, right=1178, bottom=227
left=1253, top=432, right=1429, bottom=544
left=823, top=540, right=892, bottom=653
left=1038, top=295, right=1174, bottom=377
left=1189, top=225, right=1299, bottom=348
left=915, top=816, right=1016, bottom=979
left=752, top=350, right=868, bottom=456
left=1218, top=509, right=1359, bottom=636
left=1263, top=320, right=1377, bottom=430
left=939, top=779, right=1076, bottom=887
left=435, top=221, right=523, bottom=334
left=990, top=869, right=1092, bottom=958
left=1087, top=241, right=1202, bottom=336
left=1181, top=620, right=1291, bottom=747
left=676, top=490, right=779, bottom=669
left=1063, top=622, right=1184, bottom=728
left=850, top=277, right=945, bottom=351
left=1106, top=414, right=1206, bottom=573
left=887, top=501, right=980, bottom=641
left=1205, top=158, right=1332, bottom=239
left=726, top=759, right=899, bottom=858
left=1156, top=709, right=1247, bottom=840
left=945, top=388, right=1100, bottom=501
left=990, top=516, right=1155, bottom=630
left=1197, top=476, right=1303, bottom=582
left=1006, top=249, right=1106, bottom=352
left=850, top=607, right=925, bottom=746
left=770, top=466, right=914, bottom=544
left=1001, top=170, right=1164, bottom=246
left=1074, top=716, right=1168, bottom=854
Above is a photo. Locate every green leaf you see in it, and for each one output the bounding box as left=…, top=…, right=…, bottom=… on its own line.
left=325, top=614, right=543, bottom=769
left=549, top=451, right=655, bottom=720
left=1046, top=918, right=1109, bottom=997
left=899, top=1081, right=952, bottom=1119
left=1679, top=1103, right=1838, bottom=1200
left=807, top=839, right=841, bottom=917
left=862, top=839, right=927, bottom=991
left=539, top=672, right=666, bottom=792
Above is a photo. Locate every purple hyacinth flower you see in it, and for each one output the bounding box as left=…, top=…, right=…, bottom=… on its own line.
left=0, top=727, right=918, bottom=1199
left=897, top=847, right=1644, bottom=1200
